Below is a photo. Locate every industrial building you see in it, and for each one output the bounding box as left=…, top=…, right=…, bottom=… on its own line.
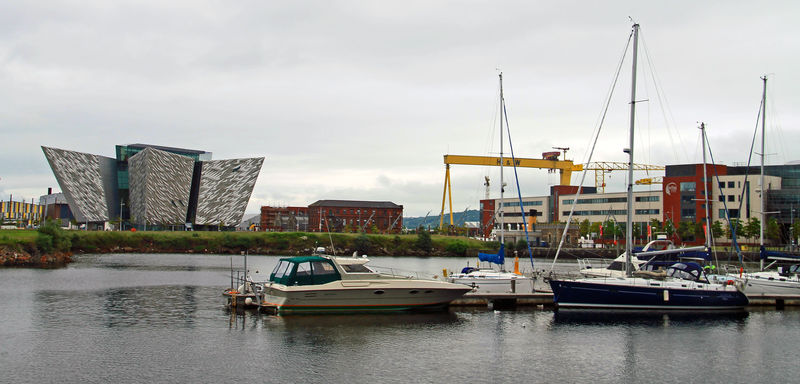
left=307, top=200, right=403, bottom=233
left=42, top=144, right=264, bottom=230
left=260, top=206, right=309, bottom=232
left=478, top=162, right=800, bottom=246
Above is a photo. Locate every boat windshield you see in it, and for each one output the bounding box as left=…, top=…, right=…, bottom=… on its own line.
left=341, top=264, right=373, bottom=273
left=666, top=263, right=706, bottom=282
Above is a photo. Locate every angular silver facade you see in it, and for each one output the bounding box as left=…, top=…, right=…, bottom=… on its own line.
left=128, top=148, right=194, bottom=226
left=195, top=157, right=264, bottom=226
left=41, top=146, right=117, bottom=223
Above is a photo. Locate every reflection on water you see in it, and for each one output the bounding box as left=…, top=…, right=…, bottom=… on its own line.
left=2, top=253, right=800, bottom=383
left=551, top=308, right=750, bottom=326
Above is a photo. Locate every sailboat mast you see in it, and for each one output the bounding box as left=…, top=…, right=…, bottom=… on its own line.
left=760, top=75, right=767, bottom=270
left=701, top=123, right=712, bottom=250
left=625, top=24, right=639, bottom=278
left=499, top=73, right=505, bottom=247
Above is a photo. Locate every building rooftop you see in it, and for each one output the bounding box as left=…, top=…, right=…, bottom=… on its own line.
left=125, top=143, right=210, bottom=156
left=309, top=200, right=402, bottom=209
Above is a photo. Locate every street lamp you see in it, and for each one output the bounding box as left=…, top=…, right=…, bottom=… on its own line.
left=119, top=200, right=125, bottom=231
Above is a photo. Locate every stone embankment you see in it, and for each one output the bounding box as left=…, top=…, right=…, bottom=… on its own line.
left=0, top=246, right=72, bottom=267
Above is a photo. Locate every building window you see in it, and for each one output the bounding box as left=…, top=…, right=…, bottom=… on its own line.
left=680, top=182, right=696, bottom=192
left=719, top=195, right=724, bottom=202
left=728, top=181, right=735, bottom=188
left=719, top=182, right=725, bottom=189
left=635, top=196, right=660, bottom=202
left=728, top=195, right=735, bottom=202
left=681, top=209, right=696, bottom=219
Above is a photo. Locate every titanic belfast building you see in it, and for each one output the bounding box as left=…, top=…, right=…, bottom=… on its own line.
left=42, top=144, right=264, bottom=230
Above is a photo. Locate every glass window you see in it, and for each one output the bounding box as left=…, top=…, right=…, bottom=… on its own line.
left=312, top=261, right=338, bottom=275
left=728, top=195, right=735, bottom=202
left=273, top=261, right=291, bottom=278
left=341, top=263, right=372, bottom=273
left=728, top=181, right=735, bottom=188
left=295, top=262, right=312, bottom=277
left=680, top=182, right=696, bottom=192
left=719, top=182, right=725, bottom=189
left=719, top=195, right=724, bottom=202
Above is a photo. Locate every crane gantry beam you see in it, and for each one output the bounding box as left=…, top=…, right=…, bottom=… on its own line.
left=583, top=162, right=665, bottom=193
left=440, top=154, right=582, bottom=227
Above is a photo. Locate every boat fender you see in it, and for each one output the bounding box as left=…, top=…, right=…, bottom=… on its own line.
left=245, top=297, right=253, bottom=306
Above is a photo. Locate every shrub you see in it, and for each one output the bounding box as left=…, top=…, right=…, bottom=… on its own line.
left=445, top=240, right=468, bottom=256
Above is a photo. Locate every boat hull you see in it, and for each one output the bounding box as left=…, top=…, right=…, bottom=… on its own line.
left=741, top=273, right=800, bottom=296
left=261, top=280, right=471, bottom=314
left=549, top=278, right=748, bottom=310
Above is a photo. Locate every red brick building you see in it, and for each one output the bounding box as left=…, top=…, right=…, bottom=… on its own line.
left=307, top=200, right=403, bottom=233
left=662, top=164, right=727, bottom=228
left=260, top=206, right=308, bottom=232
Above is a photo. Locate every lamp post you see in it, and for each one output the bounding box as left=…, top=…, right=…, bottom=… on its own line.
left=791, top=203, right=795, bottom=251
left=119, top=200, right=125, bottom=231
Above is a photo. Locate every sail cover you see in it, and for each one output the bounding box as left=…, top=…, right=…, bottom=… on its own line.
left=479, top=244, right=504, bottom=265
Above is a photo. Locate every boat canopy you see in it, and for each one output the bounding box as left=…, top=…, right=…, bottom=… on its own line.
left=760, top=246, right=800, bottom=261
left=665, top=262, right=707, bottom=283
left=269, top=256, right=342, bottom=286
left=478, top=244, right=504, bottom=265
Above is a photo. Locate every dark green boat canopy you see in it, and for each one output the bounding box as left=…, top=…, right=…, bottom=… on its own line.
left=269, top=256, right=342, bottom=286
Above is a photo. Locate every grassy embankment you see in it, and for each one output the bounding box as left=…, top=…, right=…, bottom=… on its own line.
left=0, top=223, right=499, bottom=266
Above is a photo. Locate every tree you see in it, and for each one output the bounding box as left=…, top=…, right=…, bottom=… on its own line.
left=710, top=221, right=725, bottom=240
left=415, top=227, right=432, bottom=250
left=725, top=219, right=744, bottom=241
left=579, top=219, right=590, bottom=237
left=766, top=217, right=780, bottom=242
left=744, top=218, right=761, bottom=242
left=589, top=222, right=601, bottom=239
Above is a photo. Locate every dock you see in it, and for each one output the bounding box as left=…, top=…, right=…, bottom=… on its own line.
left=450, top=292, right=800, bottom=309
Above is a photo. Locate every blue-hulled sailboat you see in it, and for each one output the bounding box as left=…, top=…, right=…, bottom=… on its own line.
left=548, top=23, right=748, bottom=310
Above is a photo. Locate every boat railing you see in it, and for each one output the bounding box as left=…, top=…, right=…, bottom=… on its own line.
left=577, top=258, right=613, bottom=271
left=368, top=265, right=439, bottom=280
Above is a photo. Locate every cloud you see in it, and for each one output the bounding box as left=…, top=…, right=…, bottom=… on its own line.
left=1, top=1, right=799, bottom=217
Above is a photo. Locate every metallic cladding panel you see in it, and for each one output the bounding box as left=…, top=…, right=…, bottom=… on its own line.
left=41, top=146, right=117, bottom=222
left=128, top=148, right=194, bottom=226
left=195, top=157, right=264, bottom=226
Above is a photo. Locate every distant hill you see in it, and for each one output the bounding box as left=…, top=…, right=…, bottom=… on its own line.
left=403, top=210, right=480, bottom=229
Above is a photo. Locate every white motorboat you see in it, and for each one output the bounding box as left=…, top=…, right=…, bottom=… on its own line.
left=230, top=254, right=471, bottom=314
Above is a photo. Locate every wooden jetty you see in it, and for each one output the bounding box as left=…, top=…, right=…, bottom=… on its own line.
left=450, top=291, right=800, bottom=309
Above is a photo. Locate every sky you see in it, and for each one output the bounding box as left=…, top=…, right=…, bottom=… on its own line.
left=1, top=1, right=798, bottom=218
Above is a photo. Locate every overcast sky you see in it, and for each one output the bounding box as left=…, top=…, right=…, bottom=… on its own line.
left=1, top=1, right=798, bottom=217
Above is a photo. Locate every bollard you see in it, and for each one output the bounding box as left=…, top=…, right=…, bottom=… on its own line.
left=511, top=279, right=516, bottom=293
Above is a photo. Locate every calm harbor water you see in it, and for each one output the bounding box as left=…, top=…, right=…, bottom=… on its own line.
left=2, top=253, right=798, bottom=383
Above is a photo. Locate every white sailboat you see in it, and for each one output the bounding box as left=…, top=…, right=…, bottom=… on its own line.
left=447, top=73, right=531, bottom=293
left=729, top=76, right=800, bottom=296
left=548, top=23, right=748, bottom=310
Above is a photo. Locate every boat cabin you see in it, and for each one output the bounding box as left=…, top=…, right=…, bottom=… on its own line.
left=269, top=256, right=342, bottom=286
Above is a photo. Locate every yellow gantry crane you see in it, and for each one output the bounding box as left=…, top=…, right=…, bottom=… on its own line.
left=439, top=154, right=582, bottom=227
left=635, top=176, right=664, bottom=185
left=583, top=162, right=665, bottom=193
left=439, top=155, right=665, bottom=227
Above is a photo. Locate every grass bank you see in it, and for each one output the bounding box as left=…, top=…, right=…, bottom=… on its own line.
left=0, top=225, right=500, bottom=266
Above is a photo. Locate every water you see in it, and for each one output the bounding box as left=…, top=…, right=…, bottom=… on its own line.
left=2, top=253, right=798, bottom=383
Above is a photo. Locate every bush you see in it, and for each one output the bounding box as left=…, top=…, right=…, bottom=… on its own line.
left=353, top=233, right=373, bottom=255
left=415, top=228, right=432, bottom=250
left=37, top=220, right=71, bottom=252
left=445, top=240, right=468, bottom=256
